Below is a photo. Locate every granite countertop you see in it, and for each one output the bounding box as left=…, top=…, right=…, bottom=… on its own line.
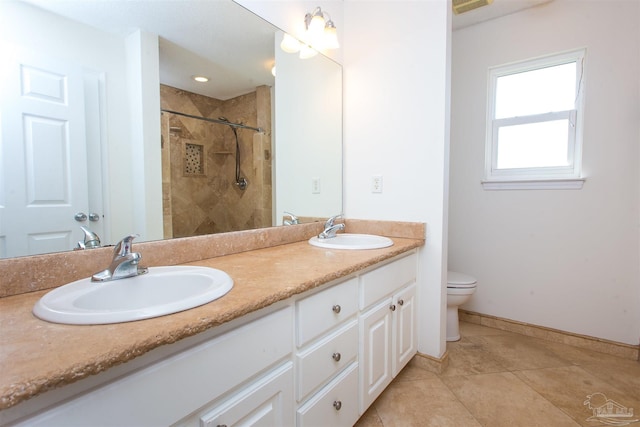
left=0, top=234, right=423, bottom=411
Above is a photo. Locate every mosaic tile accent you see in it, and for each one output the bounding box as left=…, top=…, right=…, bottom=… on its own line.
left=184, top=143, right=204, bottom=175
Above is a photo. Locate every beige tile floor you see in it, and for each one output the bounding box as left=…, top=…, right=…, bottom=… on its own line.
left=354, top=322, right=640, bottom=427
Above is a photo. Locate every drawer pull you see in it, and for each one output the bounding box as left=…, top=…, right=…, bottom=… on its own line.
left=332, top=352, right=341, bottom=362
left=389, top=304, right=396, bottom=311
left=332, top=304, right=341, bottom=314
left=216, top=425, right=227, bottom=427
left=398, top=299, right=404, bottom=306
left=333, top=400, right=342, bottom=411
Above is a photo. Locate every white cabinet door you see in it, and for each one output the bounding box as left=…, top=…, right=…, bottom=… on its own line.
left=359, top=298, right=393, bottom=413
left=393, top=283, right=417, bottom=377
left=359, top=279, right=418, bottom=414
left=199, top=362, right=294, bottom=427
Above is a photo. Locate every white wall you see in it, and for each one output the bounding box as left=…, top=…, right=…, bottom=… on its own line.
left=449, top=0, right=640, bottom=345
left=342, top=0, right=451, bottom=358
left=274, top=31, right=343, bottom=221
left=125, top=30, right=164, bottom=243
left=240, top=0, right=452, bottom=358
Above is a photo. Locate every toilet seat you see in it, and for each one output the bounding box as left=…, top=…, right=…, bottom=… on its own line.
left=447, top=271, right=477, bottom=288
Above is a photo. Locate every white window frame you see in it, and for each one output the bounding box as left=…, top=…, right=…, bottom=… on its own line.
left=483, top=49, right=586, bottom=190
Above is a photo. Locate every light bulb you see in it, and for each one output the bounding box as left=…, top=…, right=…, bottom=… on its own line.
left=308, top=14, right=326, bottom=38
left=280, top=33, right=301, bottom=53
left=323, top=25, right=339, bottom=49
left=299, top=44, right=318, bottom=59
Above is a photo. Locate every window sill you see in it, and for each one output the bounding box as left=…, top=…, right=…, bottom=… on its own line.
left=481, top=178, right=585, bottom=190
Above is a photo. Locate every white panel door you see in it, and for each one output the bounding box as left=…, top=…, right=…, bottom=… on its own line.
left=1, top=46, right=92, bottom=257
left=393, top=283, right=417, bottom=376
left=359, top=298, right=393, bottom=413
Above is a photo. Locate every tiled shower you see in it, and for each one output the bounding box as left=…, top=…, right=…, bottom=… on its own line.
left=160, top=84, right=272, bottom=238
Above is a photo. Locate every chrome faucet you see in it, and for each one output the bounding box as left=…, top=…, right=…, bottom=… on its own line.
left=318, top=214, right=345, bottom=239
left=91, top=234, right=148, bottom=282
left=283, top=211, right=299, bottom=226
left=76, top=226, right=101, bottom=249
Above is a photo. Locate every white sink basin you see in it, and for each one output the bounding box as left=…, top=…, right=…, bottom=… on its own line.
left=308, top=233, right=394, bottom=250
left=33, top=266, right=233, bottom=325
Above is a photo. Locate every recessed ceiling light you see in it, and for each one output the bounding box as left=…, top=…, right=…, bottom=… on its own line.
left=192, top=76, right=209, bottom=82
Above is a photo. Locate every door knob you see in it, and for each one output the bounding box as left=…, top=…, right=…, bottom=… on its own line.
left=88, top=213, right=100, bottom=222
left=74, top=212, right=87, bottom=222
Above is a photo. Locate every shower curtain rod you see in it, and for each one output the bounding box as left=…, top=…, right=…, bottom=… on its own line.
left=161, top=109, right=263, bottom=132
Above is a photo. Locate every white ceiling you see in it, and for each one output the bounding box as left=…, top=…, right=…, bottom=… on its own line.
left=19, top=0, right=554, bottom=99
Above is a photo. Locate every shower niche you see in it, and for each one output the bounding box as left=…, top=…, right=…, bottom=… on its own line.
left=160, top=84, right=272, bottom=239
left=184, top=143, right=205, bottom=176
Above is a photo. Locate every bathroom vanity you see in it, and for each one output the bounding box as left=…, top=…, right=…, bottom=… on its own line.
left=0, top=221, right=424, bottom=426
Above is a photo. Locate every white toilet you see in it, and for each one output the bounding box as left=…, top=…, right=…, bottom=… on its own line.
left=446, top=271, right=477, bottom=342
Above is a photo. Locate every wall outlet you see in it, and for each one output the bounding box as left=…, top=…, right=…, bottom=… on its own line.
left=372, top=175, right=383, bottom=193
left=312, top=177, right=321, bottom=194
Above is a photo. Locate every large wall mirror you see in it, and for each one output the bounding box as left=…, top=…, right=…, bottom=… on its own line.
left=0, top=0, right=342, bottom=259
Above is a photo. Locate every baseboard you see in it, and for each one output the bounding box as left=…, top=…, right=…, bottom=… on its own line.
left=460, top=310, right=640, bottom=361
left=411, top=350, right=449, bottom=374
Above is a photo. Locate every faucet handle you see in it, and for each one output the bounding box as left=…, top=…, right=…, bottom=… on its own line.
left=324, top=214, right=343, bottom=229
left=114, top=234, right=139, bottom=257
left=284, top=211, right=299, bottom=225
left=79, top=226, right=101, bottom=249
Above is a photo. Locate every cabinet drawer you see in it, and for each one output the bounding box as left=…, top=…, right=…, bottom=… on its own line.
left=297, top=277, right=358, bottom=347
left=296, top=362, right=359, bottom=427
left=296, top=320, right=358, bottom=402
left=360, top=253, right=416, bottom=309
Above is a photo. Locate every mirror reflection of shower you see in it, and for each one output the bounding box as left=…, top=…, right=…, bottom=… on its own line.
left=219, top=117, right=248, bottom=190
left=161, top=110, right=263, bottom=193
left=159, top=83, right=272, bottom=239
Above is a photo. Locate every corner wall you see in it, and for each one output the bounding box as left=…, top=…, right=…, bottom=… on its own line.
left=343, top=0, right=451, bottom=358
left=449, top=0, right=640, bottom=345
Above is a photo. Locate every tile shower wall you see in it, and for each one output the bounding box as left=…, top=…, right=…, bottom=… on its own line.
left=160, top=85, right=272, bottom=238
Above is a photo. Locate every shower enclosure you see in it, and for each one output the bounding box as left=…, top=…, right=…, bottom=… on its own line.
left=160, top=84, right=272, bottom=238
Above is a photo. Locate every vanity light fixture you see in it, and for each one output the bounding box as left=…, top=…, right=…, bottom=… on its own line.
left=192, top=75, right=209, bottom=83
left=280, top=6, right=339, bottom=58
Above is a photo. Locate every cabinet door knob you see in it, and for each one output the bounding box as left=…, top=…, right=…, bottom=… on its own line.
left=333, top=400, right=342, bottom=411
left=332, top=352, right=341, bottom=362
left=389, top=304, right=396, bottom=311
left=332, top=304, right=341, bottom=314
left=398, top=299, right=404, bottom=306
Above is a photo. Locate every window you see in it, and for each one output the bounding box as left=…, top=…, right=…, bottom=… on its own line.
left=483, top=49, right=586, bottom=190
